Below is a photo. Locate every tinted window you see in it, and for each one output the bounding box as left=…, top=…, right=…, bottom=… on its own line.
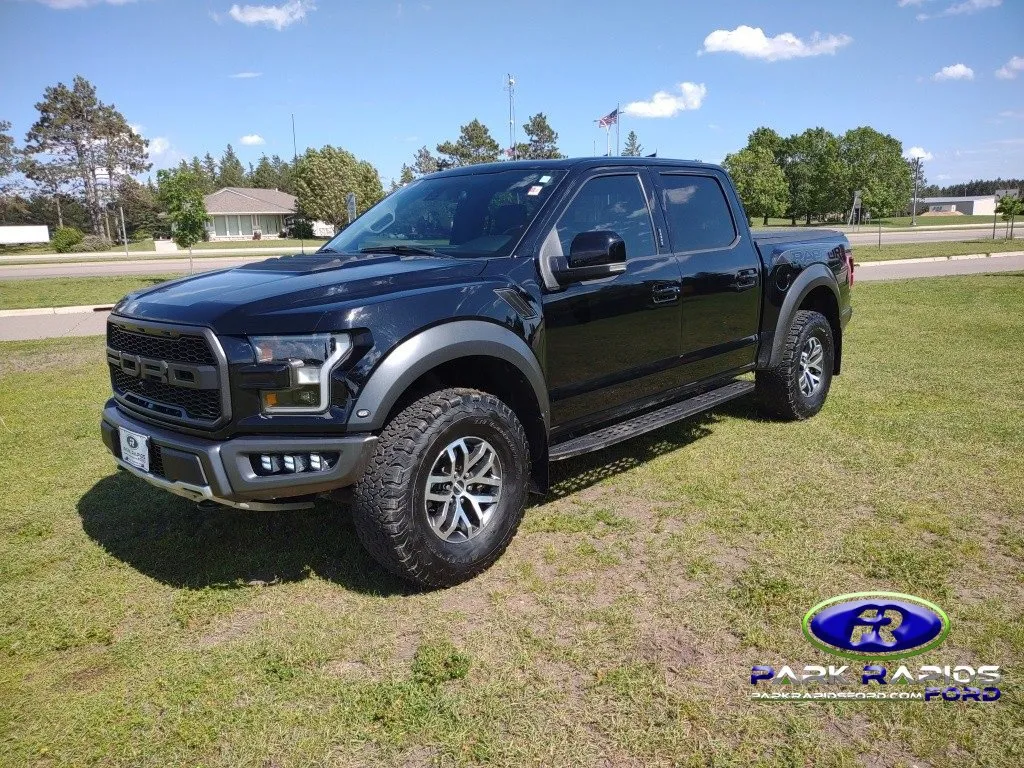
left=556, top=174, right=654, bottom=260
left=320, top=170, right=566, bottom=258
left=659, top=174, right=736, bottom=252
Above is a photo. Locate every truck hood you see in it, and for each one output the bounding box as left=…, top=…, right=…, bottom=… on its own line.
left=114, top=252, right=489, bottom=335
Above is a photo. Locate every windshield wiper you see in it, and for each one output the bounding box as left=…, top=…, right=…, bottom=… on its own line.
left=359, top=245, right=445, bottom=258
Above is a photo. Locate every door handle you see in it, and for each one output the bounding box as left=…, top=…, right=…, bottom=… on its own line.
left=652, top=283, right=681, bottom=304
left=735, top=268, right=758, bottom=290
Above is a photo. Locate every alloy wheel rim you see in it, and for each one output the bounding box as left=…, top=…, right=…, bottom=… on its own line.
left=424, top=436, right=503, bottom=542
left=799, top=336, right=825, bottom=397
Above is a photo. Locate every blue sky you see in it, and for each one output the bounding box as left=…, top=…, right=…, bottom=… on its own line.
left=1, top=0, right=1022, bottom=186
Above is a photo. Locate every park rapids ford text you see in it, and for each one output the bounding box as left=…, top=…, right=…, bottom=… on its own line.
left=100, top=157, right=853, bottom=587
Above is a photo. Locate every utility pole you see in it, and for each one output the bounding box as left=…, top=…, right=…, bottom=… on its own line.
left=910, top=157, right=921, bottom=227
left=292, top=113, right=304, bottom=254
left=119, top=205, right=128, bottom=257
left=506, top=74, right=516, bottom=160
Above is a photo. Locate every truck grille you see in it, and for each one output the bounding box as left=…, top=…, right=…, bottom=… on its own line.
left=107, top=318, right=228, bottom=428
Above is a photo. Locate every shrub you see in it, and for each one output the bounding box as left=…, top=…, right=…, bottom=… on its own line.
left=51, top=227, right=84, bottom=253
left=289, top=219, right=314, bottom=239
left=76, top=235, right=111, bottom=252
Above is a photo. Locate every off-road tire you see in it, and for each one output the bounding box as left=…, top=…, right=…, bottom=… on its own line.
left=351, top=388, right=530, bottom=588
left=756, top=309, right=835, bottom=421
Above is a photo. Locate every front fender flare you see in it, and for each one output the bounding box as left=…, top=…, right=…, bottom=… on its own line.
left=348, top=320, right=549, bottom=433
left=765, top=264, right=840, bottom=369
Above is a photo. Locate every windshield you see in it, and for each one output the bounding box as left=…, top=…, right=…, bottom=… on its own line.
left=320, top=169, right=566, bottom=258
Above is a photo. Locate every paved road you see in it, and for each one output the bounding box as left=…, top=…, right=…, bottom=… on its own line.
left=845, top=226, right=1021, bottom=246
left=3, top=255, right=1021, bottom=341
left=856, top=252, right=1024, bottom=281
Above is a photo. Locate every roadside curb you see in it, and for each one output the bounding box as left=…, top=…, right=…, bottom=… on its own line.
left=858, top=250, right=1024, bottom=267
left=0, top=304, right=113, bottom=318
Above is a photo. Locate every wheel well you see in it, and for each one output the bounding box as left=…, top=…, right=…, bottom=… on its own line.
left=799, top=286, right=842, bottom=374
left=383, top=355, right=549, bottom=492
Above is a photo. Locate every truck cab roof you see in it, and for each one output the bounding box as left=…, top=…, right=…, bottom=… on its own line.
left=423, top=156, right=723, bottom=179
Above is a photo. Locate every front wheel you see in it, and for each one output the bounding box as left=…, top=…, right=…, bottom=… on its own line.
left=756, top=309, right=835, bottom=421
left=351, top=388, right=530, bottom=588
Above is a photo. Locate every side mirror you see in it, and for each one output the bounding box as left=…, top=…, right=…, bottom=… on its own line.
left=555, top=230, right=627, bottom=283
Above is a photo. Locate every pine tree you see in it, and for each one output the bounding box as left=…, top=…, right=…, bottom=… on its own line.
left=621, top=131, right=643, bottom=157
left=218, top=144, right=248, bottom=188
left=436, top=120, right=500, bottom=167
left=517, top=113, right=563, bottom=159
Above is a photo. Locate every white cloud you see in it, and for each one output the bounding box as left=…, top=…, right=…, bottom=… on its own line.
left=701, top=25, right=851, bottom=62
left=240, top=134, right=266, bottom=146
left=227, top=0, right=314, bottom=30
left=917, top=0, right=1000, bottom=19
left=897, top=0, right=928, bottom=5
left=905, top=146, right=934, bottom=161
left=623, top=83, right=707, bottom=118
left=995, top=56, right=1024, bottom=80
left=998, top=110, right=1024, bottom=119
left=148, top=137, right=170, bottom=155
left=32, top=0, right=138, bottom=8
left=933, top=63, right=974, bottom=81
left=230, top=71, right=263, bottom=79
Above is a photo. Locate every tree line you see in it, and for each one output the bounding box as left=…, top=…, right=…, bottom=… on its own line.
left=724, top=126, right=914, bottom=226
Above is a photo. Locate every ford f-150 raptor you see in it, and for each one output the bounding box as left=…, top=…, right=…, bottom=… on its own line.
left=101, top=157, right=853, bottom=587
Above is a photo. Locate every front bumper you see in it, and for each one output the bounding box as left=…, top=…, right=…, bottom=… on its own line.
left=100, top=400, right=376, bottom=510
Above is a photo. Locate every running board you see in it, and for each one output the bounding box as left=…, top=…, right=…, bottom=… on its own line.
left=549, top=380, right=754, bottom=462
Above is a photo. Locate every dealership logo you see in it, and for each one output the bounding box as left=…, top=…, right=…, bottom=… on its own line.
left=126, top=436, right=139, bottom=449
left=748, top=593, right=1002, bottom=703
left=802, top=592, right=949, bottom=659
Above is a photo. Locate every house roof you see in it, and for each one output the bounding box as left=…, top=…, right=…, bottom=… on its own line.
left=204, top=187, right=296, bottom=215
left=917, top=196, right=993, bottom=203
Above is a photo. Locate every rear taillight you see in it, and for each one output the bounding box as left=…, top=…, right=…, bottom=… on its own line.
left=845, top=248, right=855, bottom=286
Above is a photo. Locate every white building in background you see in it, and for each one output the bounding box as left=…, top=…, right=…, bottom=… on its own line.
left=204, top=187, right=296, bottom=240
left=911, top=195, right=997, bottom=217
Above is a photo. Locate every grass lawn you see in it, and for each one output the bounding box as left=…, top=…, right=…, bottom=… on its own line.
left=1, top=274, right=1022, bottom=766
left=857, top=238, right=1023, bottom=262
left=0, top=275, right=177, bottom=311
left=191, top=238, right=330, bottom=250
left=0, top=239, right=157, bottom=257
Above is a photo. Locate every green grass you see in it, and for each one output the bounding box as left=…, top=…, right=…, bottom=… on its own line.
left=855, top=238, right=1023, bottom=262
left=191, top=238, right=329, bottom=250
left=0, top=275, right=177, bottom=310
left=1, top=274, right=1023, bottom=766
left=0, top=239, right=156, bottom=256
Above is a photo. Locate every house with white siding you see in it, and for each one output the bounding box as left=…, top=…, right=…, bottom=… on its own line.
left=204, top=187, right=296, bottom=240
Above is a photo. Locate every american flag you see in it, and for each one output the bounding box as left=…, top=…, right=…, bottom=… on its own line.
left=597, top=108, right=618, bottom=128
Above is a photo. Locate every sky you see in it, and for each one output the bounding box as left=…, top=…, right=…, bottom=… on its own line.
left=0, top=0, right=1022, bottom=187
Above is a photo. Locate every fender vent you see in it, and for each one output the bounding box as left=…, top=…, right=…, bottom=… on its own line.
left=494, top=288, right=538, bottom=319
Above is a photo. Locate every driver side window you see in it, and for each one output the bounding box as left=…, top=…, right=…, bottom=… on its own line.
left=555, top=174, right=655, bottom=260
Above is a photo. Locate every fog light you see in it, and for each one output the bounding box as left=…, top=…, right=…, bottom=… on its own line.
left=251, top=452, right=339, bottom=476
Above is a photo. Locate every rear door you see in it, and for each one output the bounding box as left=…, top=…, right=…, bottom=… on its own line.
left=653, top=170, right=762, bottom=383
left=541, top=168, right=684, bottom=431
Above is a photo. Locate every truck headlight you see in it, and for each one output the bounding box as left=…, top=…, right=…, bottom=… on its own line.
left=248, top=333, right=352, bottom=413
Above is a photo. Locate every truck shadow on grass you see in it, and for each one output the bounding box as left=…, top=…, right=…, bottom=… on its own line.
left=77, top=407, right=746, bottom=593
left=77, top=473, right=412, bottom=595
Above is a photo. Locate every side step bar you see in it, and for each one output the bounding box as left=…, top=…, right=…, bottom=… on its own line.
left=549, top=380, right=755, bottom=462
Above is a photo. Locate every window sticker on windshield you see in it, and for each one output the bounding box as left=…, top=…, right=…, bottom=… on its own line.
left=539, top=175, right=552, bottom=183
left=527, top=185, right=543, bottom=196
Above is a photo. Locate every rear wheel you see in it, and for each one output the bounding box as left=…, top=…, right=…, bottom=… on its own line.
left=351, top=388, right=530, bottom=588
left=756, top=309, right=835, bottom=420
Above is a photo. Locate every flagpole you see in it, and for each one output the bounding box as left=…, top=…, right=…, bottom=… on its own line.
left=606, top=125, right=611, bottom=157
left=616, top=103, right=620, bottom=156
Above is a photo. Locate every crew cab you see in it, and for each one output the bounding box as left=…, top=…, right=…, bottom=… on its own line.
left=101, top=158, right=853, bottom=587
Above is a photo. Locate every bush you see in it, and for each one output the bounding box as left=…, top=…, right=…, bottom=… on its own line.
left=51, top=227, right=84, bottom=253
left=76, top=235, right=111, bottom=252
left=288, top=219, right=314, bottom=239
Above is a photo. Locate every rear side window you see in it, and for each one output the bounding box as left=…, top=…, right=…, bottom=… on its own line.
left=659, top=174, right=736, bottom=252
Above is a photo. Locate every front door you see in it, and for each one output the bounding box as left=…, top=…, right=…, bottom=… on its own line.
left=541, top=170, right=683, bottom=432
left=653, top=171, right=762, bottom=382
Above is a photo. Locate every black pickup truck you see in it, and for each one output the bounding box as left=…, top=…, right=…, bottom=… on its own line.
left=101, top=158, right=853, bottom=586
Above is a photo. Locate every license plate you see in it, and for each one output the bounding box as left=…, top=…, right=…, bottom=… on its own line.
left=119, top=428, right=150, bottom=472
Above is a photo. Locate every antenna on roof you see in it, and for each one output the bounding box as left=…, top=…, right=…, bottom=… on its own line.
left=292, top=113, right=304, bottom=255
left=506, top=74, right=516, bottom=161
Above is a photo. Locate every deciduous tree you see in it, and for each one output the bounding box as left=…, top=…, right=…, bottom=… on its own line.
left=841, top=127, right=911, bottom=218
left=723, top=146, right=789, bottom=226
left=157, top=167, right=208, bottom=259
left=436, top=120, right=500, bottom=167
left=293, top=145, right=384, bottom=233
left=0, top=120, right=18, bottom=192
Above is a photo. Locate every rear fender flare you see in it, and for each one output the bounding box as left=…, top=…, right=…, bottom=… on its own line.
left=766, top=264, right=840, bottom=369
left=348, top=320, right=549, bottom=433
